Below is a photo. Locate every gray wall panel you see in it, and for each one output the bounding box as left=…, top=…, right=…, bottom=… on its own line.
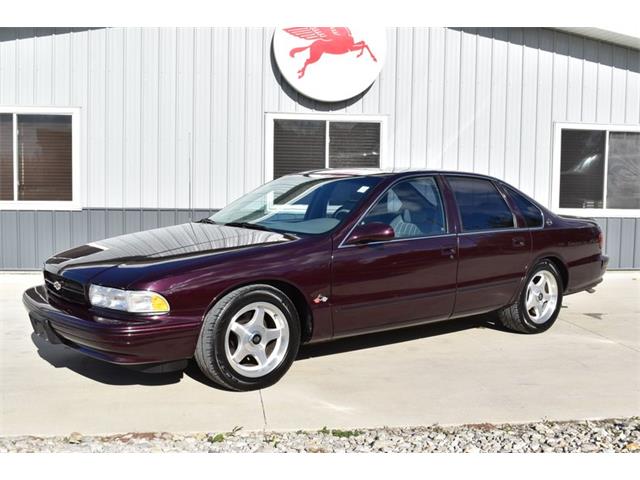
left=124, top=210, right=142, bottom=234
left=605, top=218, right=622, bottom=269
left=53, top=212, right=72, bottom=257
left=141, top=210, right=159, bottom=232
left=18, top=211, right=36, bottom=268
left=158, top=210, right=177, bottom=228
left=35, top=212, right=54, bottom=269
left=1, top=212, right=19, bottom=269
left=635, top=219, right=640, bottom=268
left=106, top=210, right=125, bottom=238
left=175, top=210, right=191, bottom=225
left=70, top=210, right=89, bottom=249
left=619, top=219, right=637, bottom=268
left=88, top=209, right=106, bottom=244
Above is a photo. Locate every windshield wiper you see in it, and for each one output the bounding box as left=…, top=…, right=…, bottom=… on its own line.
left=224, top=221, right=273, bottom=232
left=224, top=221, right=299, bottom=239
left=197, top=218, right=218, bottom=225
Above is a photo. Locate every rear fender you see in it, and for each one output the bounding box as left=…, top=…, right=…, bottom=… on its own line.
left=507, top=251, right=569, bottom=305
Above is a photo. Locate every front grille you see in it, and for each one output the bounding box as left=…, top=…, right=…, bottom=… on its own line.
left=44, top=271, right=87, bottom=305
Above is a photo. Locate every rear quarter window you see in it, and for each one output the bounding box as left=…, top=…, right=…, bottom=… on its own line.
left=504, top=186, right=544, bottom=228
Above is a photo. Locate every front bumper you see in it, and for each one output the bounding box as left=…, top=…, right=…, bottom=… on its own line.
left=23, top=285, right=202, bottom=365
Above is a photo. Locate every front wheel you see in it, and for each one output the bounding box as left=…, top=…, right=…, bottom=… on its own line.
left=195, top=284, right=301, bottom=391
left=497, top=260, right=563, bottom=334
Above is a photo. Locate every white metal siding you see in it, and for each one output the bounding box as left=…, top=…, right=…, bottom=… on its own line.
left=2, top=27, right=638, bottom=209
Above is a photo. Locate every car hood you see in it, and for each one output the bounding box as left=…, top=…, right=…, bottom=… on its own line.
left=44, top=222, right=293, bottom=284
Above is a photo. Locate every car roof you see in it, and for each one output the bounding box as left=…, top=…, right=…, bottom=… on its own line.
left=297, top=167, right=502, bottom=183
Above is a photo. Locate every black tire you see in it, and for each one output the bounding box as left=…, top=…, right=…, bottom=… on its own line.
left=497, top=259, right=564, bottom=334
left=195, top=284, right=301, bottom=391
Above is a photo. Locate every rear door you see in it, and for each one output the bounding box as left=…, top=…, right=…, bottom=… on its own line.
left=444, top=176, right=532, bottom=317
left=331, top=176, right=458, bottom=335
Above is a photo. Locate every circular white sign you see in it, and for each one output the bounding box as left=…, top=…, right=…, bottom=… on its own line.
left=273, top=27, right=387, bottom=103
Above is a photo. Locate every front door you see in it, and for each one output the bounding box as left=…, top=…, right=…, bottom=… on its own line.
left=331, top=176, right=458, bottom=336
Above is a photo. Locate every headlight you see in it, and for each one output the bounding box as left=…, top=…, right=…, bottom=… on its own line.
left=88, top=285, right=170, bottom=313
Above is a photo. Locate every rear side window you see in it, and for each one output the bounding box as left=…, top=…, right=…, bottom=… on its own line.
left=447, top=177, right=514, bottom=231
left=504, top=186, right=543, bottom=228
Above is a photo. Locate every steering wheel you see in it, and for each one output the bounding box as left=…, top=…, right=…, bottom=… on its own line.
left=332, top=207, right=351, bottom=220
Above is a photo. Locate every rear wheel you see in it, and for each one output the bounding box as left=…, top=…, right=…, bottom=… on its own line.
left=195, top=284, right=301, bottom=391
left=497, top=260, right=563, bottom=334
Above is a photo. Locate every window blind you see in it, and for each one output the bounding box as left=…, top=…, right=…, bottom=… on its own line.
left=0, top=114, right=13, bottom=200
left=273, top=120, right=325, bottom=178
left=329, top=122, right=380, bottom=168
left=17, top=114, right=72, bottom=201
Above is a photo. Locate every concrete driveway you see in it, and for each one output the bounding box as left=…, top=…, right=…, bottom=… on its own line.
left=1, top=272, right=639, bottom=437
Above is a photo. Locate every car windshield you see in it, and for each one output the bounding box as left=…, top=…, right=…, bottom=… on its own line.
left=209, top=174, right=382, bottom=235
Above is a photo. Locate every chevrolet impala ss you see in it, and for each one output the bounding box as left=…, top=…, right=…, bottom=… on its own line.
left=23, top=170, right=608, bottom=390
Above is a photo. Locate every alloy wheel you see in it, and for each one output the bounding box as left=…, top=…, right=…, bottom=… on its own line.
left=525, top=270, right=559, bottom=324
left=224, top=301, right=290, bottom=378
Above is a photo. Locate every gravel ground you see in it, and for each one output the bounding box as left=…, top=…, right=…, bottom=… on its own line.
left=2, top=418, right=639, bottom=453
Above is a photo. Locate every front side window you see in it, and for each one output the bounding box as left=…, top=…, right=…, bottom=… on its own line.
left=360, top=177, right=446, bottom=239
left=504, top=185, right=543, bottom=228
left=556, top=126, right=640, bottom=214
left=0, top=109, right=78, bottom=209
left=447, top=177, right=514, bottom=232
left=210, top=174, right=381, bottom=235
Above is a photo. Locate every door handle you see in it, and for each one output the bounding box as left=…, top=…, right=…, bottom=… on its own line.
left=512, top=237, right=526, bottom=248
left=441, top=247, right=456, bottom=259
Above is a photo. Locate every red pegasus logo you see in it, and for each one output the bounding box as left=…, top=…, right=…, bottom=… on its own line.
left=284, top=27, right=378, bottom=79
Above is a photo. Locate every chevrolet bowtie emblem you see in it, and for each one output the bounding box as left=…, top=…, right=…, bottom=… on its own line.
left=313, top=294, right=328, bottom=304
left=53, top=281, right=62, bottom=291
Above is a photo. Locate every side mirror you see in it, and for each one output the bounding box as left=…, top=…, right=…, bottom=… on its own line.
left=345, top=222, right=395, bottom=245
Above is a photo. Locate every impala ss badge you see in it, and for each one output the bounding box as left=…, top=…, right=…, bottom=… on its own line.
left=53, top=281, right=62, bottom=291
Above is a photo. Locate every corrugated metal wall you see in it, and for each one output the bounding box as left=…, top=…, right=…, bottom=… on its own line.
left=0, top=27, right=639, bottom=268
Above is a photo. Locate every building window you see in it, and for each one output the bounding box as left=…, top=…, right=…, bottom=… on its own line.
left=266, top=114, right=386, bottom=180
left=553, top=123, right=640, bottom=217
left=0, top=107, right=80, bottom=210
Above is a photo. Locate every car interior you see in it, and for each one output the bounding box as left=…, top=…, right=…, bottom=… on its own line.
left=360, top=178, right=446, bottom=238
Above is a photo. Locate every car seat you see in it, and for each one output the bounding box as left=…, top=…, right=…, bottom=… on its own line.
left=390, top=208, right=422, bottom=238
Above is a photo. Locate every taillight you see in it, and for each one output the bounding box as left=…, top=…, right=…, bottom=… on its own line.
left=597, top=230, right=604, bottom=250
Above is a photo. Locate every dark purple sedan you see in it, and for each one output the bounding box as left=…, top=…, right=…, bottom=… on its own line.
left=24, top=170, right=608, bottom=390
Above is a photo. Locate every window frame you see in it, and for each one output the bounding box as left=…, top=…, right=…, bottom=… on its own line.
left=338, top=174, right=452, bottom=248
left=445, top=175, right=517, bottom=234
left=0, top=106, right=81, bottom=211
left=264, top=113, right=388, bottom=182
left=552, top=122, right=640, bottom=218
